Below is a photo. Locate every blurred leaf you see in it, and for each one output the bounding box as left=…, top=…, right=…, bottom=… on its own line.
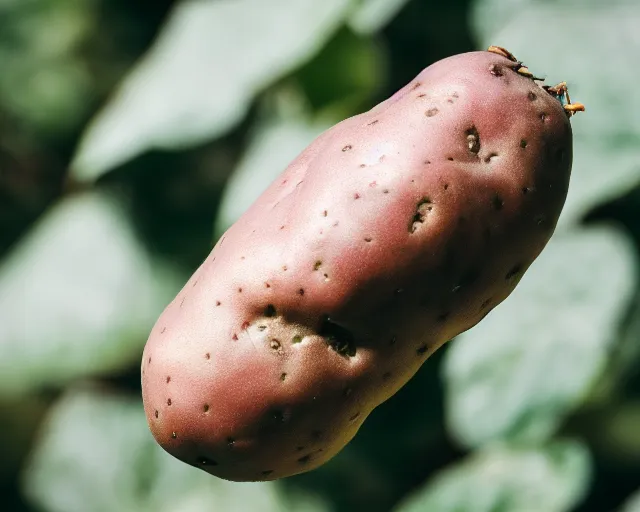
left=444, top=226, right=636, bottom=448
left=394, top=440, right=591, bottom=512
left=23, top=387, right=329, bottom=512
left=622, top=489, right=640, bottom=512
left=0, top=0, right=96, bottom=135
left=296, top=26, right=385, bottom=117
left=348, top=0, right=411, bottom=34
left=71, top=0, right=353, bottom=182
left=0, top=191, right=183, bottom=397
left=472, top=0, right=640, bottom=228
left=214, top=91, right=334, bottom=237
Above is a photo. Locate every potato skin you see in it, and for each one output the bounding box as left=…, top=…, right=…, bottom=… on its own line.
left=141, top=50, right=574, bottom=481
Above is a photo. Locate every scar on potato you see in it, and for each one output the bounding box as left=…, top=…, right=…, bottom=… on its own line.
left=409, top=198, right=433, bottom=233
left=319, top=315, right=356, bottom=357
left=466, top=126, right=480, bottom=154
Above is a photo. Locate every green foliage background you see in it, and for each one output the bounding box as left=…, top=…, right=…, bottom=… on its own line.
left=1, top=1, right=639, bottom=511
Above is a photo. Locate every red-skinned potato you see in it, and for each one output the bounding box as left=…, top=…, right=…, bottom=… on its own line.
left=141, top=47, right=582, bottom=481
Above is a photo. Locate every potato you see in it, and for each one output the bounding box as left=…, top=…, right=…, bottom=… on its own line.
left=141, top=47, right=581, bottom=481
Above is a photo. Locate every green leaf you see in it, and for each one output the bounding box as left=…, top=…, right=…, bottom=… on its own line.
left=0, top=192, right=183, bottom=397
left=0, top=0, right=96, bottom=135
left=295, top=26, right=385, bottom=117
left=471, top=0, right=640, bottom=228
left=443, top=226, right=636, bottom=448
left=214, top=94, right=334, bottom=238
left=71, top=0, right=352, bottom=182
left=348, top=0, right=411, bottom=34
left=22, top=387, right=330, bottom=512
left=395, top=441, right=591, bottom=512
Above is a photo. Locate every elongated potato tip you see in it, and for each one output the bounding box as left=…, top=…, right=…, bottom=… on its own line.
left=487, top=45, right=585, bottom=117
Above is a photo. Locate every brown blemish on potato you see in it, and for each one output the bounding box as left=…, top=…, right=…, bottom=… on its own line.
left=298, top=454, right=311, bottom=464
left=262, top=470, right=274, bottom=476
left=349, top=412, right=360, bottom=421
left=342, top=145, right=352, bottom=152
left=166, top=376, right=171, bottom=384
left=417, top=344, right=429, bottom=355
left=215, top=300, right=221, bottom=306
left=409, top=198, right=433, bottom=233
left=280, top=373, right=287, bottom=381
left=298, top=288, right=305, bottom=296
left=367, top=119, right=379, bottom=126
left=203, top=404, right=210, bottom=412
left=528, top=91, right=537, bottom=101
left=484, top=153, right=498, bottom=163
left=354, top=193, right=361, bottom=200
left=264, top=304, right=277, bottom=317
left=160, top=327, right=166, bottom=334
left=540, top=113, right=548, bottom=122
left=154, top=410, right=159, bottom=418
left=205, top=352, right=211, bottom=359
left=489, top=64, right=503, bottom=77
left=232, top=333, right=238, bottom=341
left=466, top=126, right=480, bottom=154
left=171, top=432, right=177, bottom=439
left=319, top=315, right=356, bottom=357
left=270, top=339, right=282, bottom=352
left=425, top=107, right=439, bottom=117
left=520, top=139, right=528, bottom=148
left=364, top=237, right=372, bottom=243
left=167, top=398, right=172, bottom=406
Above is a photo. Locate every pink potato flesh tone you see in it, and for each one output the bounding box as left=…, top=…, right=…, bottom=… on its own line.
left=141, top=49, right=576, bottom=481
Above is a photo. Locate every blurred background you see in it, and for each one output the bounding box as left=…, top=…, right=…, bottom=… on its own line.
left=1, top=0, right=640, bottom=511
